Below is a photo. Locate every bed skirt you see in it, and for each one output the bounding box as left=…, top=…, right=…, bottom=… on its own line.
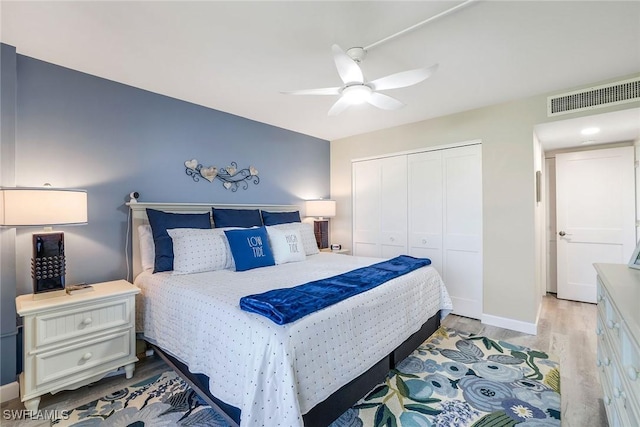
left=149, top=310, right=442, bottom=427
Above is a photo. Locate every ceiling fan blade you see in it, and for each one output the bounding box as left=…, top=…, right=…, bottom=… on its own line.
left=331, top=44, right=364, bottom=85
left=370, top=64, right=439, bottom=91
left=281, top=87, right=340, bottom=96
left=328, top=96, right=352, bottom=116
left=367, top=92, right=405, bottom=110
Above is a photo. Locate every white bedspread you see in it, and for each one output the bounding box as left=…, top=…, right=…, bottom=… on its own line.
left=135, top=253, right=452, bottom=426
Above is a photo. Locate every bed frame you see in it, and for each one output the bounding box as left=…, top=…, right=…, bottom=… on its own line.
left=129, top=202, right=442, bottom=426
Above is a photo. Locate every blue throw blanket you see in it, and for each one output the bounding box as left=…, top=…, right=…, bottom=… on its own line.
left=239, top=255, right=431, bottom=325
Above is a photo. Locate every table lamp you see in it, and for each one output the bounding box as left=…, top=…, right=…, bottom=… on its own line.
left=0, top=187, right=88, bottom=299
left=305, top=199, right=336, bottom=249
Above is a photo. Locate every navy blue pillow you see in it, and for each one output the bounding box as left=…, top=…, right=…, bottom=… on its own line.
left=212, top=208, right=262, bottom=228
left=261, top=210, right=301, bottom=226
left=146, top=209, right=211, bottom=273
left=224, top=226, right=275, bottom=271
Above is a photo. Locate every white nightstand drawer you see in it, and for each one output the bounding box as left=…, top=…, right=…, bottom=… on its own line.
left=35, top=298, right=131, bottom=347
left=35, top=329, right=131, bottom=386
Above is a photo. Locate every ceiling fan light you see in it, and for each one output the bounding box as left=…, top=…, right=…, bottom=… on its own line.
left=342, top=85, right=372, bottom=105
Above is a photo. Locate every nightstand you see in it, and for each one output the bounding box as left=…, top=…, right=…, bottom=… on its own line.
left=321, top=248, right=351, bottom=255
left=15, top=280, right=140, bottom=411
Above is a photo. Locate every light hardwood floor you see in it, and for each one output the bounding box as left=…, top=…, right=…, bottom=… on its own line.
left=2, top=294, right=607, bottom=426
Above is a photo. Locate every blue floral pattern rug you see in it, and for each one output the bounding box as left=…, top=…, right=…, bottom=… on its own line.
left=331, top=327, right=561, bottom=427
left=53, top=370, right=230, bottom=426
left=56, top=327, right=560, bottom=427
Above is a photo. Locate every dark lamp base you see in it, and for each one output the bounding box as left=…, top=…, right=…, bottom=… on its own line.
left=313, top=220, right=329, bottom=249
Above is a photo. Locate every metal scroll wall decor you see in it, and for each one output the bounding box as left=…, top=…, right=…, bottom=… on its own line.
left=184, top=159, right=259, bottom=191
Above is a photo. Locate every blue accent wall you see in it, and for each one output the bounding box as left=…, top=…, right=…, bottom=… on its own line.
left=0, top=44, right=329, bottom=386
left=1, top=43, right=18, bottom=388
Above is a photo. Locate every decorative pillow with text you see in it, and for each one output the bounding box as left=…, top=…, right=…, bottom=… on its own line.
left=267, top=226, right=306, bottom=265
left=271, top=222, right=319, bottom=255
left=224, top=226, right=276, bottom=271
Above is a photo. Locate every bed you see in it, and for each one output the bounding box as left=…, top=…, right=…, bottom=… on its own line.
left=129, top=202, right=453, bottom=426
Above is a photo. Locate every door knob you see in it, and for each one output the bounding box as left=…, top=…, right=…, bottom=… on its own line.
left=558, top=231, right=566, bottom=236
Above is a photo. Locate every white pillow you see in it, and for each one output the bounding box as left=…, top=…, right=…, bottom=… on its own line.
left=138, top=225, right=155, bottom=272
left=167, top=228, right=233, bottom=274
left=267, top=227, right=306, bottom=265
left=271, top=222, right=320, bottom=255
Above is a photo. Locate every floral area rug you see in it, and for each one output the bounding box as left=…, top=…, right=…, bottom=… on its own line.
left=330, top=327, right=561, bottom=427
left=53, top=370, right=231, bottom=426
left=56, top=327, right=560, bottom=427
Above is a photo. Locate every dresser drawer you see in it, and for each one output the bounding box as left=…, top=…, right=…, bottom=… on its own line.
left=597, top=280, right=607, bottom=317
left=597, top=332, right=613, bottom=375
left=620, top=321, right=640, bottom=417
left=610, top=363, right=635, bottom=427
left=35, top=329, right=131, bottom=386
left=35, top=298, right=132, bottom=347
left=601, top=373, right=619, bottom=426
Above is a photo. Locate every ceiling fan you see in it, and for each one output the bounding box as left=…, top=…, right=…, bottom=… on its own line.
left=283, top=44, right=438, bottom=116
left=281, top=0, right=476, bottom=116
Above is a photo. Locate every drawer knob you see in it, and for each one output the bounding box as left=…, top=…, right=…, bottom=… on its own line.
left=390, top=237, right=395, bottom=242
left=604, top=395, right=612, bottom=405
left=606, top=320, right=619, bottom=330
left=82, top=318, right=93, bottom=325
left=595, top=327, right=603, bottom=336
left=628, top=366, right=639, bottom=381
left=613, top=388, right=625, bottom=399
left=422, top=239, right=427, bottom=244
left=82, top=352, right=93, bottom=361
left=596, top=359, right=602, bottom=367
left=597, top=294, right=604, bottom=302
left=603, top=357, right=611, bottom=367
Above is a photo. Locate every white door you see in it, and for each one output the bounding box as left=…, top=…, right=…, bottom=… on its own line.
left=442, top=145, right=483, bottom=319
left=408, top=144, right=482, bottom=319
left=352, top=156, right=407, bottom=257
left=408, top=151, right=443, bottom=274
left=353, top=160, right=382, bottom=257
left=556, top=146, right=636, bottom=303
left=380, top=156, right=408, bottom=258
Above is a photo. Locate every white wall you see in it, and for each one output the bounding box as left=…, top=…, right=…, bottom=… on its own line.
left=330, top=73, right=640, bottom=331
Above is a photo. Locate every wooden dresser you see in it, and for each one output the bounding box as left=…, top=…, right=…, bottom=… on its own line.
left=594, top=263, right=640, bottom=426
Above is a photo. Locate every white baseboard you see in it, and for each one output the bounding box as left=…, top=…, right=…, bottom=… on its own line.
left=482, top=313, right=538, bottom=335
left=0, top=381, right=19, bottom=403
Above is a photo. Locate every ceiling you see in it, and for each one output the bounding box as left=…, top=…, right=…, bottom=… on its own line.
left=1, top=1, right=639, bottom=142
left=536, top=108, right=640, bottom=152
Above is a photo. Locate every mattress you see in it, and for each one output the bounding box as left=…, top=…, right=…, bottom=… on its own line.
left=135, top=252, right=452, bottom=426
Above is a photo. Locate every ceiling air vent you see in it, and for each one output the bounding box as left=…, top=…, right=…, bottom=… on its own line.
left=547, top=77, right=640, bottom=117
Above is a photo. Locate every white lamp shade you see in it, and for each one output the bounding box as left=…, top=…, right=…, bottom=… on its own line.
left=305, top=199, right=336, bottom=218
left=0, top=188, right=88, bottom=227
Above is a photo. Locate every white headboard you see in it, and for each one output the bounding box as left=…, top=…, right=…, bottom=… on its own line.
left=128, top=202, right=300, bottom=279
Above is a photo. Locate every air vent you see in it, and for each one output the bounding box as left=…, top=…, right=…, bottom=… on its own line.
left=547, top=77, right=640, bottom=116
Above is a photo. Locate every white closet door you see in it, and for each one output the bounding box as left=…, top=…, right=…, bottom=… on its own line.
left=352, top=160, right=382, bottom=257
left=442, top=145, right=483, bottom=319
left=408, top=151, right=443, bottom=273
left=380, top=156, right=408, bottom=258
left=353, top=145, right=482, bottom=320
left=353, top=156, right=407, bottom=257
